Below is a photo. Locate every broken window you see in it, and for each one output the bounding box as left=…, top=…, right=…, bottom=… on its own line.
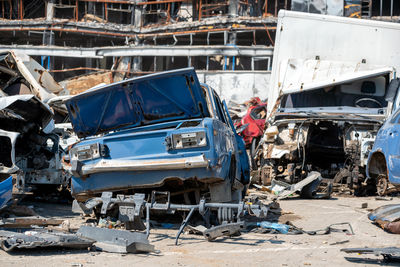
left=0, top=136, right=12, bottom=168
left=192, top=57, right=207, bottom=71
left=253, top=57, right=271, bottom=71
left=371, top=0, right=400, bottom=17
left=54, top=0, right=77, bottom=20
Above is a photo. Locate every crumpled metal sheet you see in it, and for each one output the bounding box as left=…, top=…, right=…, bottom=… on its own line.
left=0, top=230, right=94, bottom=252
left=368, top=204, right=400, bottom=234
left=77, top=226, right=155, bottom=254
left=0, top=95, right=53, bottom=129
left=273, top=171, right=322, bottom=200
left=341, top=247, right=400, bottom=262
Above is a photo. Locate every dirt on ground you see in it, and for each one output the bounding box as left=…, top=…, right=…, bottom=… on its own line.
left=1, top=195, right=400, bottom=267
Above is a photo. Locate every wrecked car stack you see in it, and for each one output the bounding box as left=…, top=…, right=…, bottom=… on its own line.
left=3, top=9, right=400, bottom=264
left=253, top=11, right=400, bottom=195
left=0, top=52, right=71, bottom=199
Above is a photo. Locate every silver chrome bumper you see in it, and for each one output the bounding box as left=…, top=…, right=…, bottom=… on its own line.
left=71, top=154, right=209, bottom=176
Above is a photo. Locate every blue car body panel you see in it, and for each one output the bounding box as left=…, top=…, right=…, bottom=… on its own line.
left=0, top=176, right=12, bottom=210
left=368, top=108, right=400, bottom=185
left=368, top=204, right=400, bottom=222
left=66, top=68, right=249, bottom=196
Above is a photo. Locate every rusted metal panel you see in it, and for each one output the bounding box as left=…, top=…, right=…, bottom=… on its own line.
left=63, top=71, right=113, bottom=95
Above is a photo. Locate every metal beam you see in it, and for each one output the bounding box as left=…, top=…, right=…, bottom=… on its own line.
left=0, top=45, right=274, bottom=58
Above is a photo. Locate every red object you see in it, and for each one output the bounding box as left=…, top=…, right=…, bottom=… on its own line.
left=235, top=99, right=267, bottom=147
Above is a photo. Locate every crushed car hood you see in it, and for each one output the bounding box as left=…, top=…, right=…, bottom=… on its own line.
left=0, top=95, right=53, bottom=129
left=277, top=59, right=393, bottom=95
left=66, top=68, right=210, bottom=138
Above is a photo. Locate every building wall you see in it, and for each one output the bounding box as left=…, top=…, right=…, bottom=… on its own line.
left=197, top=71, right=270, bottom=102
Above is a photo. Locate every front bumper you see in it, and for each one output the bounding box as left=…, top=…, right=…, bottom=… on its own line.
left=70, top=154, right=209, bottom=177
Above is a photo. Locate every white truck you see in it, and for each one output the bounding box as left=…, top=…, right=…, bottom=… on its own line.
left=255, top=10, right=400, bottom=195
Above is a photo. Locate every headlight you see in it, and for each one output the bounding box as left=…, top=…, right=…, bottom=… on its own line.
left=70, top=143, right=107, bottom=161
left=172, top=131, right=207, bottom=149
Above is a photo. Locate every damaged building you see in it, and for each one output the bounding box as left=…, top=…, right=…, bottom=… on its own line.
left=0, top=0, right=398, bottom=102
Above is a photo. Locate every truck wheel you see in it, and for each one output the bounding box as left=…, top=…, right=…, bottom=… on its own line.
left=376, top=174, right=388, bottom=196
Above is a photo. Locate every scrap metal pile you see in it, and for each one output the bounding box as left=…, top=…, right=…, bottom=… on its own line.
left=0, top=56, right=272, bottom=255
left=0, top=52, right=74, bottom=200
left=2, top=10, right=400, bottom=264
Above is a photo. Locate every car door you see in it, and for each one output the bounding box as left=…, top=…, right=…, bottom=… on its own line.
left=211, top=91, right=234, bottom=178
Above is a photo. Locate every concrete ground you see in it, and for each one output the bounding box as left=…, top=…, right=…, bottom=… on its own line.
left=1, top=195, right=400, bottom=267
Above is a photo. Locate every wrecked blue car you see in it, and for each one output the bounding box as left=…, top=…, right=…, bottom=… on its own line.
left=367, top=97, right=400, bottom=196
left=66, top=68, right=249, bottom=203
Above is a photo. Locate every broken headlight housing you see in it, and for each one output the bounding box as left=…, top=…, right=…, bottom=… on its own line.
left=172, top=131, right=207, bottom=149
left=70, top=143, right=107, bottom=161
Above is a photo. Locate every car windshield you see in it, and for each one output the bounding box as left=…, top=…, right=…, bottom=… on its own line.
left=281, top=76, right=389, bottom=109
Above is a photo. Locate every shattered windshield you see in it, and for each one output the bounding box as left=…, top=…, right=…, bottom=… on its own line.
left=281, top=75, right=388, bottom=110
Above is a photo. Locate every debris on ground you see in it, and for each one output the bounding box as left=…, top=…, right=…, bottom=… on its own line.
left=252, top=221, right=289, bottom=234
left=341, top=247, right=400, bottom=263
left=253, top=172, right=332, bottom=200
left=77, top=226, right=155, bottom=254
left=192, top=222, right=244, bottom=241
left=0, top=217, right=64, bottom=228
left=375, top=196, right=394, bottom=201
left=368, top=204, right=400, bottom=234
left=75, top=191, right=270, bottom=245
left=0, top=229, right=93, bottom=252
left=0, top=204, right=37, bottom=216
left=250, top=221, right=354, bottom=236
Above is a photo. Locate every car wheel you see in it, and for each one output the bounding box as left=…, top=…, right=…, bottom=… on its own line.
left=250, top=137, right=260, bottom=170
left=376, top=174, right=389, bottom=196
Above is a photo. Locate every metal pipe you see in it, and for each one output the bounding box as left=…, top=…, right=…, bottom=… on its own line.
left=0, top=45, right=273, bottom=58
left=380, top=0, right=383, bottom=19
left=175, top=207, right=195, bottom=245
left=0, top=65, right=18, bottom=77
left=0, top=26, right=276, bottom=39
left=136, top=0, right=184, bottom=5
